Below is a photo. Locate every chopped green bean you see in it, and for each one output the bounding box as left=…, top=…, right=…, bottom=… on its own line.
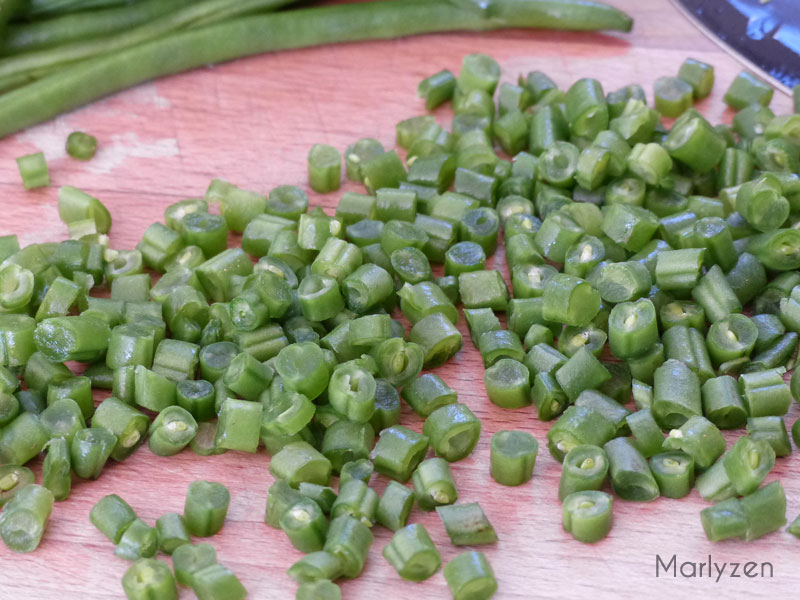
left=562, top=490, right=613, bottom=543
left=443, top=551, right=497, bottom=600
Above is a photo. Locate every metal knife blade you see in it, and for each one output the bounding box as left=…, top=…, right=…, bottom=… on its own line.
left=671, top=0, right=799, bottom=94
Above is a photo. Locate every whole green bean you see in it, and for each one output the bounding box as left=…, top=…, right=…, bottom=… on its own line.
left=2, top=0, right=193, bottom=56
left=0, top=0, right=632, bottom=138
left=0, top=0, right=299, bottom=92
left=19, top=0, right=136, bottom=20
left=0, top=1, right=23, bottom=40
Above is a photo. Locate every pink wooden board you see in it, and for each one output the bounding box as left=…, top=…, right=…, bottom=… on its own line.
left=0, top=1, right=796, bottom=598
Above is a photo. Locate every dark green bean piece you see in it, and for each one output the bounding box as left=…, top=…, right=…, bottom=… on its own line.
left=323, top=515, right=373, bottom=579
left=700, top=495, right=749, bottom=541
left=114, top=517, right=158, bottom=561
left=530, top=371, right=568, bottom=421
left=565, top=78, right=608, bottom=139
left=625, top=409, right=664, bottom=458
left=547, top=405, right=616, bottom=463
left=367, top=379, right=400, bottom=434
left=740, top=481, right=786, bottom=541
left=724, top=70, right=774, bottom=110
left=370, top=425, right=429, bottom=483
left=747, top=229, right=800, bottom=271
left=402, top=373, right=457, bottom=418
left=602, top=203, right=659, bottom=253
left=339, top=264, right=392, bottom=316
left=478, top=330, right=524, bottom=368
left=174, top=381, right=215, bottom=424
left=23, top=351, right=72, bottom=396
left=191, top=563, right=246, bottom=600
left=222, top=350, right=273, bottom=402
left=46, top=376, right=93, bottom=422
left=309, top=144, right=342, bottom=194
left=652, top=359, right=702, bottom=429
left=390, top=247, right=432, bottom=285
left=443, top=551, right=498, bottom=600
left=330, top=478, right=377, bottom=527
left=541, top=274, right=600, bottom=328
left=122, top=558, right=178, bottom=600
left=554, top=348, right=611, bottom=402
left=748, top=332, right=797, bottom=372
left=751, top=314, right=786, bottom=353
left=173, top=543, right=219, bottom=586
left=0, top=484, right=54, bottom=553
left=0, top=464, right=34, bottom=508
left=706, top=314, right=758, bottom=367
left=484, top=358, right=531, bottom=409
left=562, top=489, right=614, bottom=544
left=702, top=375, right=747, bottom=430
left=154, top=512, right=191, bottom=555
left=39, top=398, right=84, bottom=445
left=603, top=437, right=659, bottom=502
left=664, top=113, right=725, bottom=172
left=321, top=421, right=374, bottom=474
left=574, top=390, right=629, bottom=435
left=423, top=403, right=481, bottom=462
left=677, top=57, right=714, bottom=98
left=662, top=326, right=714, bottom=383
left=339, top=460, right=373, bottom=487
left=40, top=438, right=70, bottom=502
left=558, top=444, right=608, bottom=501
left=183, top=480, right=230, bottom=538
left=490, top=430, right=538, bottom=487
left=34, top=315, right=110, bottom=363
left=608, top=298, right=658, bottom=360
left=70, top=427, right=117, bottom=479
left=281, top=497, right=329, bottom=552
left=92, top=396, right=149, bottom=461
left=397, top=281, right=457, bottom=326
left=723, top=436, right=775, bottom=496
left=408, top=313, right=462, bottom=368
left=739, top=368, right=792, bottom=417
left=90, top=494, right=137, bottom=546
left=412, top=457, right=457, bottom=511
left=747, top=416, right=792, bottom=457
left=436, top=502, right=497, bottom=547
left=662, top=415, right=725, bottom=470
left=649, top=451, right=694, bottom=499
left=296, top=580, right=340, bottom=600
left=659, top=301, right=705, bottom=333
left=373, top=481, right=414, bottom=533
left=148, top=406, right=198, bottom=456
left=610, top=98, right=658, bottom=144
left=535, top=211, right=583, bottom=261
left=288, top=551, right=344, bottom=584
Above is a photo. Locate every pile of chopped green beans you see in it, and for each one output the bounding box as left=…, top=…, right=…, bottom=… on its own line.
left=3, top=50, right=800, bottom=600
left=88, top=483, right=246, bottom=600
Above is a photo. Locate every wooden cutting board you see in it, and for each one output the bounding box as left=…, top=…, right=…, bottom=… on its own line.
left=0, top=1, right=796, bottom=598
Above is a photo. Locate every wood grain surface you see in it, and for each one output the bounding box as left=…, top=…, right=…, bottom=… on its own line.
left=1, top=1, right=797, bottom=599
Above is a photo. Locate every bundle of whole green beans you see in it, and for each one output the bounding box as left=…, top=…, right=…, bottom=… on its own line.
left=5, top=40, right=800, bottom=599
left=0, top=0, right=634, bottom=137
